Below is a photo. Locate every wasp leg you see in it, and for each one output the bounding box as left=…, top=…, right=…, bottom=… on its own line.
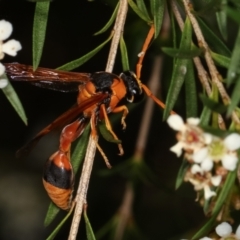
left=111, top=105, right=129, bottom=130
left=90, top=110, right=112, bottom=168
left=100, top=104, right=124, bottom=156
left=96, top=143, right=112, bottom=169
left=90, top=110, right=98, bottom=139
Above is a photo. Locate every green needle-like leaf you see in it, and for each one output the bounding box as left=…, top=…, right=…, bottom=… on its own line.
left=98, top=121, right=122, bottom=144
left=216, top=0, right=228, bottom=40
left=227, top=76, right=240, bottom=116
left=163, top=65, right=189, bottom=120
left=94, top=2, right=119, bottom=35
left=226, top=26, right=240, bottom=86
left=71, top=124, right=91, bottom=172
left=136, top=0, right=151, bottom=20
left=57, top=35, right=112, bottom=71
left=84, top=208, right=96, bottom=240
left=128, top=0, right=152, bottom=23
left=175, top=159, right=190, bottom=189
left=44, top=202, right=60, bottom=227
left=225, top=6, right=240, bottom=24
left=170, top=7, right=177, bottom=49
left=46, top=207, right=74, bottom=240
left=197, top=17, right=231, bottom=57
left=185, top=60, right=198, bottom=118
left=161, top=47, right=202, bottom=58
left=120, top=36, right=130, bottom=71
left=163, top=17, right=192, bottom=120
left=150, top=0, right=165, bottom=38
left=200, top=126, right=232, bottom=138
left=2, top=76, right=27, bottom=125
left=200, top=105, right=212, bottom=126
left=211, top=51, right=230, bottom=68
left=212, top=165, right=236, bottom=214
left=191, top=211, right=218, bottom=240
left=199, top=94, right=227, bottom=114
left=32, top=1, right=50, bottom=70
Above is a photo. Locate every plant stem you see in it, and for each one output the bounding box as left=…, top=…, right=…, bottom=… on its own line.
left=106, top=0, right=128, bottom=72
left=68, top=137, right=97, bottom=240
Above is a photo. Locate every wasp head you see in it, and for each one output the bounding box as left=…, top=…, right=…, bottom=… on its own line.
left=120, top=71, right=144, bottom=103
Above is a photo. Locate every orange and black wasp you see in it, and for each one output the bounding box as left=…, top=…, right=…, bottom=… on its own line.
left=5, top=63, right=166, bottom=210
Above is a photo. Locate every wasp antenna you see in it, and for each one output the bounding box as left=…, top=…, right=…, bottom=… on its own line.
left=141, top=84, right=176, bottom=115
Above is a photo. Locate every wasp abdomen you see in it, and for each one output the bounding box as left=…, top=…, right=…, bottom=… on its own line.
left=43, top=151, right=74, bottom=210
left=42, top=180, right=73, bottom=210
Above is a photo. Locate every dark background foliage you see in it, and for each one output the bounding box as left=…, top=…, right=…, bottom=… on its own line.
left=0, top=0, right=204, bottom=239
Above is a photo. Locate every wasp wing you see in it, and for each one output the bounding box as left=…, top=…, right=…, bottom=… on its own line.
left=16, top=93, right=108, bottom=157
left=5, top=63, right=92, bottom=92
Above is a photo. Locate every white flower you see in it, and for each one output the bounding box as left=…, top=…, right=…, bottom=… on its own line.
left=167, top=115, right=205, bottom=157
left=170, top=142, right=183, bottom=157
left=214, top=222, right=240, bottom=239
left=1, top=39, right=21, bottom=56
left=187, top=117, right=200, bottom=126
left=221, top=154, right=238, bottom=171
left=187, top=169, right=221, bottom=200
left=192, top=148, right=208, bottom=163
left=204, top=133, right=213, bottom=144
left=167, top=114, right=185, bottom=131
left=191, top=149, right=214, bottom=172
left=0, top=20, right=22, bottom=60
left=215, top=222, right=232, bottom=237
left=0, top=20, right=12, bottom=41
left=192, top=133, right=240, bottom=171
left=191, top=164, right=203, bottom=174
left=188, top=177, right=216, bottom=200
left=201, top=222, right=240, bottom=240
left=203, top=184, right=216, bottom=200
left=224, top=133, right=240, bottom=151
left=201, top=158, right=214, bottom=172
left=203, top=174, right=221, bottom=199
left=211, top=175, right=222, bottom=186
